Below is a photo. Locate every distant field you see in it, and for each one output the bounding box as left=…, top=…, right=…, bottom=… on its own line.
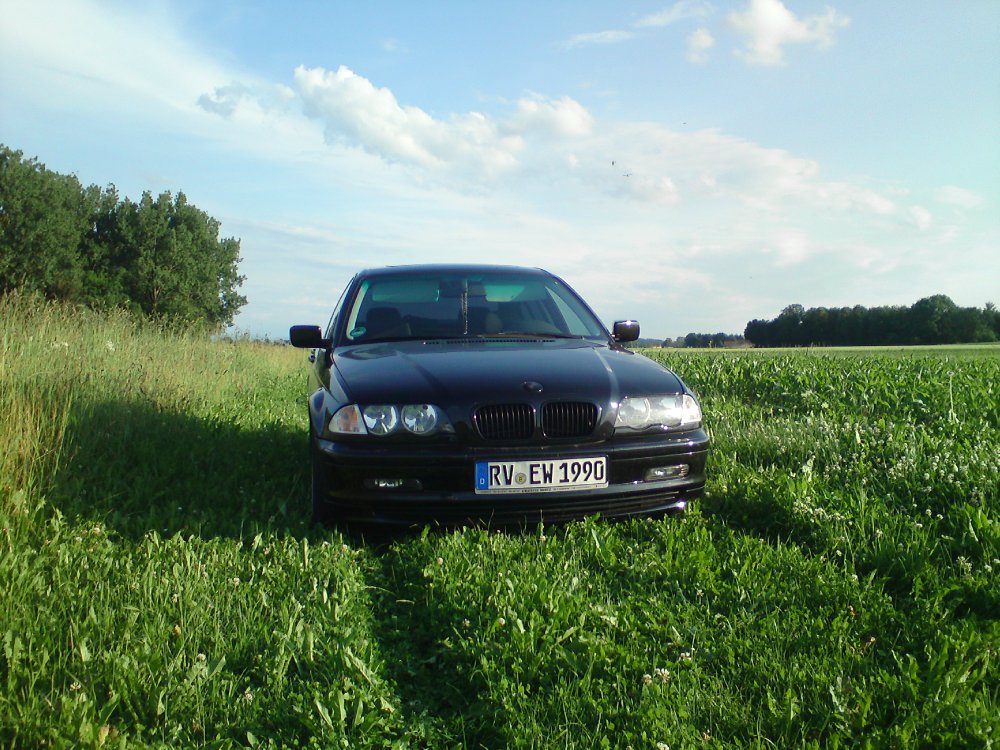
left=2, top=294, right=997, bottom=748
left=655, top=342, right=1000, bottom=357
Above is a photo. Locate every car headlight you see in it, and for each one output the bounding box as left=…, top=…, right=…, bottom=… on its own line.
left=327, top=403, right=452, bottom=436
left=401, top=404, right=446, bottom=435
left=363, top=405, right=400, bottom=435
left=615, top=394, right=702, bottom=431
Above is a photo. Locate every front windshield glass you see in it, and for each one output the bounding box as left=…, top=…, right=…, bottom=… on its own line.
left=340, top=271, right=608, bottom=344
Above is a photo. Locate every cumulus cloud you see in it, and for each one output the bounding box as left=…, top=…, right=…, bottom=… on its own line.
left=509, top=94, right=595, bottom=138
left=687, top=28, right=715, bottom=64
left=193, top=64, right=907, bottom=234
left=294, top=65, right=524, bottom=177
left=728, top=0, right=849, bottom=66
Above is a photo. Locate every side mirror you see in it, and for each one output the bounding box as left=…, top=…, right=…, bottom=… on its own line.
left=612, top=320, right=640, bottom=343
left=289, top=325, right=330, bottom=349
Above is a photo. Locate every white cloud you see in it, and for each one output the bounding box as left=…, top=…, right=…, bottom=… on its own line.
left=198, top=82, right=295, bottom=118
left=770, top=229, right=810, bottom=266
left=687, top=28, right=716, bottom=64
left=510, top=94, right=595, bottom=138
left=636, top=1, right=712, bottom=28
left=1, top=0, right=225, bottom=112
left=562, top=30, right=633, bottom=49
left=727, top=0, right=849, bottom=66
left=936, top=185, right=986, bottom=209
left=910, top=206, right=933, bottom=232
left=294, top=65, right=523, bottom=178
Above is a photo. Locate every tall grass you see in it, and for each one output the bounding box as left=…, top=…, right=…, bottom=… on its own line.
left=1, top=295, right=997, bottom=748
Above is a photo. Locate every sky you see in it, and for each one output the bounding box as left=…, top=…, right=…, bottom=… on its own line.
left=2, top=0, right=998, bottom=341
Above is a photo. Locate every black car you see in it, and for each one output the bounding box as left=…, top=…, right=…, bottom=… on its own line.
left=290, top=264, right=709, bottom=527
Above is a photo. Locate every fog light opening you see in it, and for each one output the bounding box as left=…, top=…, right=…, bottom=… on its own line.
left=363, top=478, right=422, bottom=491
left=644, top=464, right=690, bottom=482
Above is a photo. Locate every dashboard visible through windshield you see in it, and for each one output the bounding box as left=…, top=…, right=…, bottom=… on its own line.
left=341, top=272, right=607, bottom=343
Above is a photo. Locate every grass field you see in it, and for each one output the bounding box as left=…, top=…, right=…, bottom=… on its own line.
left=1, top=293, right=997, bottom=749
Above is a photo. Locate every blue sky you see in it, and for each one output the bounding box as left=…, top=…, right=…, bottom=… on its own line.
left=2, top=0, right=998, bottom=340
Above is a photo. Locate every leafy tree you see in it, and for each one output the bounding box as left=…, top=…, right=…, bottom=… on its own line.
left=909, top=294, right=958, bottom=344
left=745, top=295, right=996, bottom=347
left=78, top=183, right=130, bottom=308
left=0, top=144, right=245, bottom=329
left=0, top=146, right=89, bottom=299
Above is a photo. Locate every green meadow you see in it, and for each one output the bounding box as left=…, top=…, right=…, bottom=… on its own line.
left=1, top=294, right=997, bottom=749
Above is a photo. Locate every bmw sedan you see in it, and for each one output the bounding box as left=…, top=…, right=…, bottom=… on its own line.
left=289, top=264, right=709, bottom=527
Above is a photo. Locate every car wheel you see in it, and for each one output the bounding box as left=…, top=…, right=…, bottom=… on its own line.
left=309, top=435, right=338, bottom=527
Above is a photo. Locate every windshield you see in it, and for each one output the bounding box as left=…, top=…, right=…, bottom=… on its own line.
left=340, top=271, right=608, bottom=344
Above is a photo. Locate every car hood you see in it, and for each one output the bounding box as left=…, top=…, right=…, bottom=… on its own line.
left=331, top=339, right=684, bottom=405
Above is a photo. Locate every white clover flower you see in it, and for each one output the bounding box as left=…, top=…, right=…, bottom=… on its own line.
left=106, top=340, right=115, bottom=352
left=243, top=688, right=254, bottom=704
left=497, top=617, right=506, bottom=627
left=232, top=577, right=241, bottom=588
left=436, top=557, right=444, bottom=566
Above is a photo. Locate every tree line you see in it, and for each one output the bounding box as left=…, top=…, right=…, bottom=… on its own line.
left=744, top=296, right=1000, bottom=348
left=0, top=145, right=245, bottom=328
left=662, top=333, right=747, bottom=349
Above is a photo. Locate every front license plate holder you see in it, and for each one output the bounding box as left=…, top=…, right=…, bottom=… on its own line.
left=475, top=457, right=608, bottom=494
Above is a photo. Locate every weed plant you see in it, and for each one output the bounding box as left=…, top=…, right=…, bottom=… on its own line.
left=1, top=294, right=997, bottom=748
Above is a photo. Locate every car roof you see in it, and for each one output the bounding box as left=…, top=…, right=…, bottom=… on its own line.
left=355, top=264, right=551, bottom=279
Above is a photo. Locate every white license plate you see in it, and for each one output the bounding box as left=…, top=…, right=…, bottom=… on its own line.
left=475, top=457, right=607, bottom=494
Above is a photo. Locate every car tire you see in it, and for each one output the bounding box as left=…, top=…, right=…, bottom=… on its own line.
left=309, top=435, right=338, bottom=527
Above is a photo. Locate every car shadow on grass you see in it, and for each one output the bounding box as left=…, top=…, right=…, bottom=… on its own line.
left=364, top=535, right=516, bottom=748
left=49, top=398, right=314, bottom=540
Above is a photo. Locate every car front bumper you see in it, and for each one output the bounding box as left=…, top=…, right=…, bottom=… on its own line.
left=313, top=429, right=710, bottom=526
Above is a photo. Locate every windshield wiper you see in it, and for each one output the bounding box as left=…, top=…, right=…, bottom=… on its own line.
left=486, top=331, right=582, bottom=339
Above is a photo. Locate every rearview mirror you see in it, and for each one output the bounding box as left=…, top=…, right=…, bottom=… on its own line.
left=289, top=325, right=330, bottom=349
left=612, top=320, right=640, bottom=343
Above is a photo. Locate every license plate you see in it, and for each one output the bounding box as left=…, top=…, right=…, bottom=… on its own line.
left=475, top=457, right=607, bottom=494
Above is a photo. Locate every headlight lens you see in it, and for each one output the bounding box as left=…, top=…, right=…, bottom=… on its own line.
left=362, top=404, right=399, bottom=435
left=328, top=403, right=452, bottom=436
left=617, top=396, right=651, bottom=429
left=616, top=394, right=702, bottom=431
left=401, top=404, right=443, bottom=435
